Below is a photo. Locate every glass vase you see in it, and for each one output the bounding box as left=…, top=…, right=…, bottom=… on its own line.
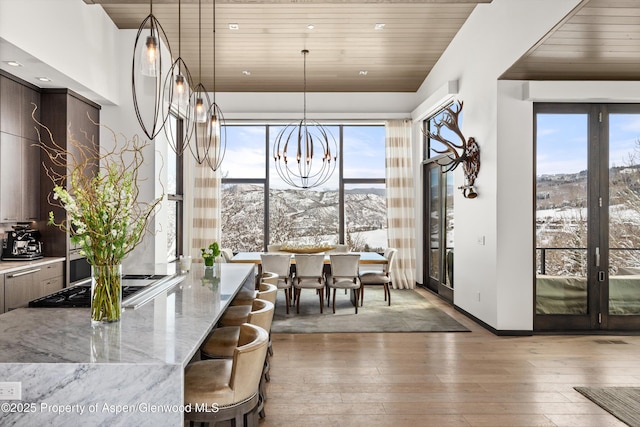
left=91, top=264, right=123, bottom=325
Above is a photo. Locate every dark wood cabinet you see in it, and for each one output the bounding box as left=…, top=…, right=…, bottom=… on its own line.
left=0, top=73, right=42, bottom=223
left=22, top=86, right=41, bottom=141
left=0, top=132, right=22, bottom=222
left=0, top=76, right=22, bottom=136
left=39, top=89, right=100, bottom=286
left=0, top=274, right=4, bottom=313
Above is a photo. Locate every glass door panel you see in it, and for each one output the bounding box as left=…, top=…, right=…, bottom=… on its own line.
left=445, top=171, right=454, bottom=288
left=429, top=166, right=441, bottom=285
left=535, top=113, right=590, bottom=319
left=608, top=113, right=640, bottom=317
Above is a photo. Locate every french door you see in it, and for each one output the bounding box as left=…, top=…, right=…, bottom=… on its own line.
left=535, top=103, right=640, bottom=331
left=423, top=160, right=454, bottom=302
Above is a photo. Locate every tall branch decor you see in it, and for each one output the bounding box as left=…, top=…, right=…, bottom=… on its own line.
left=34, top=109, right=163, bottom=324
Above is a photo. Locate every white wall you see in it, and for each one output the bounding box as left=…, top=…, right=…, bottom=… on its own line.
left=0, top=0, right=120, bottom=105
left=99, top=30, right=171, bottom=271
left=412, top=0, right=582, bottom=330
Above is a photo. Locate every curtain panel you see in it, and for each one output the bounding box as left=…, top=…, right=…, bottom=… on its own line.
left=191, top=160, right=221, bottom=263
left=385, top=120, right=416, bottom=289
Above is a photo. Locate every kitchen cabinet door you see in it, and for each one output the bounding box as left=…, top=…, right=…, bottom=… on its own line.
left=38, top=261, right=63, bottom=296
left=21, top=86, right=41, bottom=141
left=0, top=76, right=21, bottom=136
left=21, top=137, right=40, bottom=221
left=0, top=132, right=40, bottom=222
left=0, top=132, right=22, bottom=222
left=4, top=266, right=40, bottom=311
left=0, top=274, right=4, bottom=314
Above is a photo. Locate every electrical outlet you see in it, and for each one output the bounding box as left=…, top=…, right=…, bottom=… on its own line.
left=477, top=235, right=485, bottom=245
left=0, top=382, right=21, bottom=400
left=477, top=291, right=481, bottom=302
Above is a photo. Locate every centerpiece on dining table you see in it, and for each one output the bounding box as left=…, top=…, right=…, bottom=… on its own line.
left=37, top=116, right=163, bottom=325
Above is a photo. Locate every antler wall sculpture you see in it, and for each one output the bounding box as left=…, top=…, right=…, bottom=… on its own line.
left=424, top=100, right=480, bottom=198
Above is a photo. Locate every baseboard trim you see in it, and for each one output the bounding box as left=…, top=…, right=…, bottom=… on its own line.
left=453, top=305, right=533, bottom=336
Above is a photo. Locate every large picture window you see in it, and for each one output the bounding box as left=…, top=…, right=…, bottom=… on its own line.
left=220, top=124, right=386, bottom=252
left=166, top=114, right=183, bottom=262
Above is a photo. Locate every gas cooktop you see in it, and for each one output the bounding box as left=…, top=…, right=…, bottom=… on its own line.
left=28, top=274, right=168, bottom=308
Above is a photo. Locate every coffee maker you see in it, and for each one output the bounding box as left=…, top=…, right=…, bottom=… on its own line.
left=1, top=224, right=43, bottom=261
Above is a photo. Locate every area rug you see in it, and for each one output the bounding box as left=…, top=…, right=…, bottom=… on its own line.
left=271, top=287, right=469, bottom=333
left=574, top=387, right=640, bottom=426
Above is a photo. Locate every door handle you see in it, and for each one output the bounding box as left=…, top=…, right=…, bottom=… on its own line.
left=9, top=268, right=41, bottom=278
left=595, top=247, right=600, bottom=267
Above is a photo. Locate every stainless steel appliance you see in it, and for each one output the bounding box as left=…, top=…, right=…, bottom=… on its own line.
left=68, top=250, right=92, bottom=286
left=28, top=274, right=168, bottom=307
left=1, top=224, right=43, bottom=261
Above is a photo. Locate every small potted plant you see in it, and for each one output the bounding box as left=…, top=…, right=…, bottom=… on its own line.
left=201, top=242, right=221, bottom=267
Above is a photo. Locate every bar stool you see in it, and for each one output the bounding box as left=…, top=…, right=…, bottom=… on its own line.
left=231, top=282, right=277, bottom=306
left=201, top=299, right=274, bottom=359
left=200, top=299, right=275, bottom=420
left=184, top=323, right=269, bottom=426
left=220, top=298, right=270, bottom=327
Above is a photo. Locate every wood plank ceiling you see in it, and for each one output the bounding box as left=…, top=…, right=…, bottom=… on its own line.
left=85, top=0, right=491, bottom=92
left=501, top=0, right=640, bottom=80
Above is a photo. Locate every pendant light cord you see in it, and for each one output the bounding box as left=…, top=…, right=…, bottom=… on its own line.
left=213, top=0, right=217, bottom=104
left=303, top=50, right=308, bottom=121
left=198, top=0, right=201, bottom=80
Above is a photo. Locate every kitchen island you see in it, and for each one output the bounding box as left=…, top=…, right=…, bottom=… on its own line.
left=0, top=262, right=255, bottom=426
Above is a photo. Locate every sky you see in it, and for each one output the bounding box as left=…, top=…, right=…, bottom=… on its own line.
left=219, top=124, right=386, bottom=189
left=537, top=113, right=640, bottom=176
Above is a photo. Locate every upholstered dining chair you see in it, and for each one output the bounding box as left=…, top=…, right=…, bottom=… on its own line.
left=185, top=323, right=269, bottom=426
left=220, top=248, right=234, bottom=262
left=293, top=254, right=326, bottom=314
left=260, top=253, right=293, bottom=313
left=359, top=248, right=397, bottom=306
left=328, top=253, right=361, bottom=313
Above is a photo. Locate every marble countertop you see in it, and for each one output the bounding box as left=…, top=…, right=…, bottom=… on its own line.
left=0, top=263, right=255, bottom=367
left=0, top=257, right=66, bottom=275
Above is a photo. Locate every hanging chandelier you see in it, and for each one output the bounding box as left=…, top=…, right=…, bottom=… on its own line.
left=162, top=0, right=194, bottom=156
left=190, top=0, right=226, bottom=171
left=273, top=50, right=337, bottom=189
left=132, top=0, right=171, bottom=140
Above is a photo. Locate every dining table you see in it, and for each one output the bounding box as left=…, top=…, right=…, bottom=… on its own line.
left=230, top=251, right=388, bottom=265
left=231, top=251, right=387, bottom=306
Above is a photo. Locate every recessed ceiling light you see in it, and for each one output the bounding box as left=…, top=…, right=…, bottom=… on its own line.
left=5, top=61, right=22, bottom=67
left=228, top=23, right=239, bottom=30
left=359, top=70, right=368, bottom=76
left=374, top=23, right=386, bottom=30
left=307, top=24, right=315, bottom=30
left=36, top=77, right=51, bottom=82
left=242, top=70, right=251, bottom=76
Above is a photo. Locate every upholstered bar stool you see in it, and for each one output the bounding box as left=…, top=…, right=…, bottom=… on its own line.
left=200, top=299, right=275, bottom=420
left=232, top=281, right=277, bottom=306
left=184, top=323, right=269, bottom=426
left=220, top=298, right=270, bottom=327
left=201, top=299, right=274, bottom=359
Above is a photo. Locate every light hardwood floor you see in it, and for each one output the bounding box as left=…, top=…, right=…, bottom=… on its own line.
left=261, top=287, right=639, bottom=427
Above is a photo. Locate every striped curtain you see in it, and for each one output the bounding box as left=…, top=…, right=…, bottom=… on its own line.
left=191, top=159, right=221, bottom=263
left=385, top=120, right=416, bottom=289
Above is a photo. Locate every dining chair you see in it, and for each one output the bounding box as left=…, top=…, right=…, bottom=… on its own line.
left=359, top=248, right=397, bottom=306
left=327, top=244, right=349, bottom=253
left=220, top=248, right=234, bottom=262
left=328, top=254, right=361, bottom=313
left=260, top=253, right=293, bottom=313
left=293, top=254, right=326, bottom=314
